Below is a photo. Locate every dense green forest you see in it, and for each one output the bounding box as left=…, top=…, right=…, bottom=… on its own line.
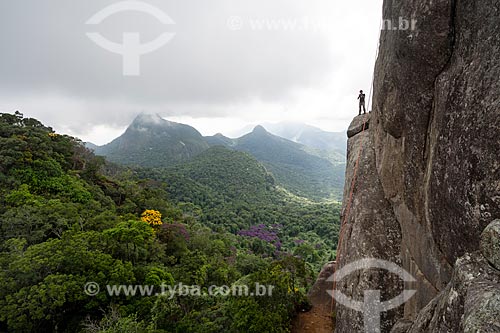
left=140, top=147, right=340, bottom=264
left=94, top=114, right=209, bottom=169
left=0, top=112, right=341, bottom=332
left=93, top=114, right=345, bottom=201
left=225, top=126, right=345, bottom=200
left=203, top=127, right=346, bottom=201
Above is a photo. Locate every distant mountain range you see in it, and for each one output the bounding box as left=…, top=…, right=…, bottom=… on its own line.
left=94, top=114, right=209, bottom=168
left=261, top=122, right=347, bottom=154
left=89, top=114, right=347, bottom=200
left=234, top=122, right=347, bottom=154
left=204, top=126, right=344, bottom=199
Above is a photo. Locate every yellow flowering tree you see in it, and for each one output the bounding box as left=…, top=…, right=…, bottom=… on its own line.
left=141, top=209, right=163, bottom=226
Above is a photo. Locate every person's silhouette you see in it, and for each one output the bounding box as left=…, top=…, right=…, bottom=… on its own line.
left=358, top=90, right=366, bottom=115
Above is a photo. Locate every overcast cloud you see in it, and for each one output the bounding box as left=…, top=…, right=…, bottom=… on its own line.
left=0, top=0, right=382, bottom=144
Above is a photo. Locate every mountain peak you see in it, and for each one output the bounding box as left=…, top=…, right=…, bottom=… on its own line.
left=96, top=114, right=209, bottom=167
left=132, top=113, right=167, bottom=126
left=252, top=125, right=268, bottom=134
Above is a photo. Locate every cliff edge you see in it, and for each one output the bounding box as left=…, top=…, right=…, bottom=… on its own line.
left=336, top=114, right=403, bottom=332
left=335, top=0, right=500, bottom=331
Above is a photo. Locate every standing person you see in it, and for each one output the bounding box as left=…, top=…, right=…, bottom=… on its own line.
left=358, top=90, right=366, bottom=115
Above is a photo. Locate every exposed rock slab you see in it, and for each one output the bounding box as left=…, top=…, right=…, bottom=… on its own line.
left=307, top=261, right=336, bottom=307
left=393, top=251, right=500, bottom=333
left=347, top=114, right=371, bottom=138
left=481, top=220, right=500, bottom=271
left=370, top=0, right=500, bottom=321
left=335, top=0, right=499, bottom=331
left=335, top=114, right=403, bottom=333
left=390, top=220, right=500, bottom=332
left=292, top=262, right=335, bottom=333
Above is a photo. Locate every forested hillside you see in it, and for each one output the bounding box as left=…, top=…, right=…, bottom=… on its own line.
left=94, top=114, right=209, bottom=168
left=140, top=147, right=340, bottom=262
left=0, top=112, right=340, bottom=333
left=234, top=126, right=344, bottom=200
left=92, top=114, right=345, bottom=201
left=204, top=126, right=345, bottom=200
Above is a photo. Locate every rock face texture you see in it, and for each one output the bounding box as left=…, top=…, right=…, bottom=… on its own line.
left=307, top=261, right=336, bottom=307
left=335, top=0, right=500, bottom=331
left=480, top=220, right=500, bottom=271
left=372, top=0, right=500, bottom=319
left=401, top=221, right=500, bottom=332
left=335, top=114, right=403, bottom=333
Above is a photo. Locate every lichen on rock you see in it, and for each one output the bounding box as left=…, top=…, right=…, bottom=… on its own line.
left=480, top=219, right=500, bottom=271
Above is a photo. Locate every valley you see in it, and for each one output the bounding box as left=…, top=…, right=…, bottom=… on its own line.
left=0, top=112, right=343, bottom=332
left=92, top=113, right=346, bottom=201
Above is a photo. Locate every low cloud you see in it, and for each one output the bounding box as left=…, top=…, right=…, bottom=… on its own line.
left=0, top=0, right=382, bottom=144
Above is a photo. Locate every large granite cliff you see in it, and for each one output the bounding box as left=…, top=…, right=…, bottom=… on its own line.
left=335, top=0, right=500, bottom=331
left=335, top=114, right=403, bottom=332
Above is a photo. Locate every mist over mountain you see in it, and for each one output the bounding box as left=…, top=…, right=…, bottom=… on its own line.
left=226, top=122, right=347, bottom=166
left=92, top=114, right=346, bottom=200
left=0, top=112, right=341, bottom=332
left=261, top=122, right=347, bottom=154
left=94, top=114, right=209, bottom=168
left=229, top=126, right=344, bottom=199
left=203, top=133, right=236, bottom=147
left=84, top=141, right=99, bottom=151
left=232, top=122, right=346, bottom=153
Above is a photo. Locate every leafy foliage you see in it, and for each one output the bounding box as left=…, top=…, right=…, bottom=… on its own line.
left=0, top=112, right=341, bottom=332
left=141, top=210, right=163, bottom=226
left=140, top=147, right=341, bottom=265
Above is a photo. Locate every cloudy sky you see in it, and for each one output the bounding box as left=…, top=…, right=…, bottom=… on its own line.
left=0, top=0, right=382, bottom=144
